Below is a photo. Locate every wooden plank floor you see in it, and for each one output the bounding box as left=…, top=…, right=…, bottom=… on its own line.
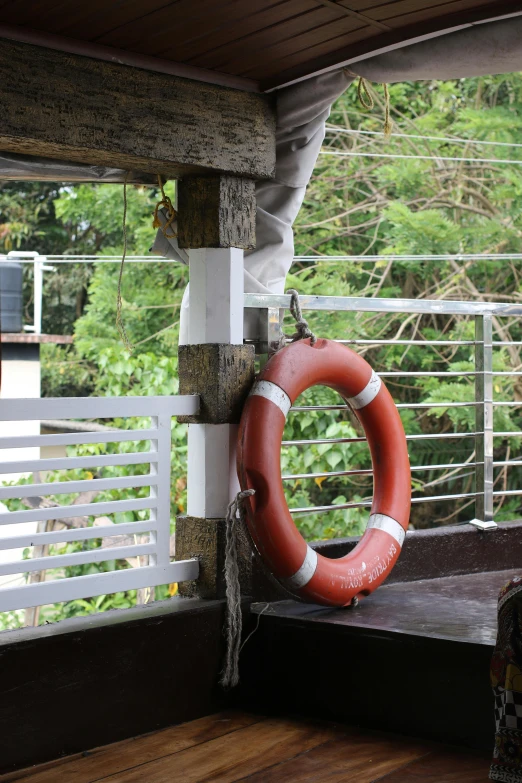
left=0, top=711, right=492, bottom=782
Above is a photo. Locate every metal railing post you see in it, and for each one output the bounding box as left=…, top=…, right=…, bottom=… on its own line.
left=472, top=313, right=496, bottom=530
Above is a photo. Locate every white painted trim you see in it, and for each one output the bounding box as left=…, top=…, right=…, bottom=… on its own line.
left=0, top=473, right=156, bottom=500
left=0, top=395, right=199, bottom=420
left=0, top=429, right=158, bottom=450
left=0, top=497, right=156, bottom=526
left=0, top=451, right=158, bottom=475
left=0, top=543, right=156, bottom=577
left=187, top=424, right=239, bottom=518
left=250, top=380, right=292, bottom=418
left=367, top=513, right=406, bottom=547
left=281, top=546, right=318, bottom=589
left=0, top=520, right=155, bottom=551
left=347, top=371, right=381, bottom=410
left=0, top=561, right=198, bottom=613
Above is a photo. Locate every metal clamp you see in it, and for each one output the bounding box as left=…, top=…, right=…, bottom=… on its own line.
left=469, top=518, right=498, bottom=532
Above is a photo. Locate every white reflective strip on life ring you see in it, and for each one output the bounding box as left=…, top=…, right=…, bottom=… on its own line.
left=281, top=545, right=318, bottom=589
left=367, top=513, right=406, bottom=548
left=347, top=371, right=381, bottom=410
left=250, top=380, right=292, bottom=418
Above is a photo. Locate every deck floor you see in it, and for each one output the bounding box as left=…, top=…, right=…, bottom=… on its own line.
left=0, top=711, right=492, bottom=782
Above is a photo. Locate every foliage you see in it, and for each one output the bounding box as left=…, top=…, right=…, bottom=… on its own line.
left=1, top=182, right=170, bottom=337
left=287, top=73, right=522, bottom=534
left=5, top=74, right=522, bottom=627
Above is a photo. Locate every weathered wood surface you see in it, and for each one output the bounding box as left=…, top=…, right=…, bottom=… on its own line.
left=178, top=344, right=255, bottom=424
left=2, top=711, right=492, bottom=782
left=0, top=38, right=276, bottom=179
left=178, top=176, right=256, bottom=249
left=243, top=731, right=430, bottom=783
left=0, top=599, right=228, bottom=773
left=175, top=516, right=252, bottom=599
left=0, top=712, right=258, bottom=783
left=380, top=748, right=492, bottom=782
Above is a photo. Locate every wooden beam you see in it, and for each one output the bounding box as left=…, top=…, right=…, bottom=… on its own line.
left=176, top=516, right=253, bottom=598
left=0, top=38, right=276, bottom=180
left=178, top=176, right=256, bottom=249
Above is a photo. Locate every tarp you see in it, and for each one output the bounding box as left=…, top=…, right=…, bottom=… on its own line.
left=177, top=14, right=522, bottom=343
left=0, top=152, right=156, bottom=184
left=353, top=15, right=522, bottom=83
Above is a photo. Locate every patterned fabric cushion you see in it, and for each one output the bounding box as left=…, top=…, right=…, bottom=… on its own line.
left=490, top=577, right=522, bottom=782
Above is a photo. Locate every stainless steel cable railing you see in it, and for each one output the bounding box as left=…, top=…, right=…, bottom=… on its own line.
left=245, top=292, right=522, bottom=530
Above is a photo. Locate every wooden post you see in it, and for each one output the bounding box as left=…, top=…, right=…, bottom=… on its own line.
left=177, top=177, right=256, bottom=250
left=175, top=177, right=256, bottom=598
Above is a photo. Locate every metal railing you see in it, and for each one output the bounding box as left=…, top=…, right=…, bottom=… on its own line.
left=0, top=395, right=199, bottom=613
left=246, top=293, right=522, bottom=529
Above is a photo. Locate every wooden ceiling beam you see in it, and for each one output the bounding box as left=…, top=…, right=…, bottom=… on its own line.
left=0, top=37, right=276, bottom=180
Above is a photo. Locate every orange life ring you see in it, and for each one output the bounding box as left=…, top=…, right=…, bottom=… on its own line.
left=237, top=338, right=411, bottom=607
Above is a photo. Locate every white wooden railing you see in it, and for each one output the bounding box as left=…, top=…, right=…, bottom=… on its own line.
left=0, top=395, right=199, bottom=613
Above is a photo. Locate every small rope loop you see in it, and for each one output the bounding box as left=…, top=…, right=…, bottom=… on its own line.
left=357, top=76, right=374, bottom=110
left=116, top=172, right=134, bottom=355
left=269, top=289, right=317, bottom=354
left=220, top=488, right=255, bottom=689
left=152, top=174, right=177, bottom=239
left=356, top=77, right=393, bottom=138
left=287, top=289, right=317, bottom=346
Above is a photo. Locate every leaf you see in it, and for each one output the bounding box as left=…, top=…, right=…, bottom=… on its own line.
left=326, top=451, right=343, bottom=469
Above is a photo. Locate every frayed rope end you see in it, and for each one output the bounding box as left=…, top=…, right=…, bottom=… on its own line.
left=220, top=489, right=255, bottom=689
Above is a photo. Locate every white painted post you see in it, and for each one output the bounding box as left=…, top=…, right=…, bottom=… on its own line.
left=187, top=248, right=244, bottom=519
left=187, top=248, right=244, bottom=345
left=33, top=257, right=44, bottom=335
left=149, top=414, right=172, bottom=567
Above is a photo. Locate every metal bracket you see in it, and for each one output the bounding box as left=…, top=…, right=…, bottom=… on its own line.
left=249, top=307, right=284, bottom=355
left=469, top=518, right=498, bottom=532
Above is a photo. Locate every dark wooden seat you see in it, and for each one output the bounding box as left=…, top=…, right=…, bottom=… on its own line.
left=239, top=569, right=509, bottom=750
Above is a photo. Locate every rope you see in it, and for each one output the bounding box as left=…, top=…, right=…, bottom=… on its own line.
left=152, top=175, right=177, bottom=239
left=116, top=172, right=134, bottom=354
left=270, top=289, right=317, bottom=354
left=220, top=488, right=255, bottom=689
left=356, top=77, right=393, bottom=138
left=383, top=83, right=393, bottom=138
left=357, top=77, right=374, bottom=110
left=287, top=289, right=317, bottom=344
